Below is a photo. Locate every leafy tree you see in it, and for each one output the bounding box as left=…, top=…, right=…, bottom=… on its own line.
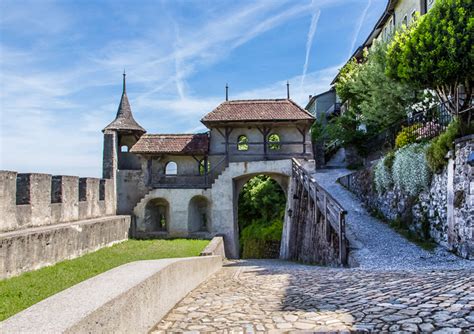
left=386, top=0, right=473, bottom=121
left=335, top=43, right=422, bottom=132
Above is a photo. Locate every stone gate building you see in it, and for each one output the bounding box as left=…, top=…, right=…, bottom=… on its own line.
left=102, top=74, right=315, bottom=257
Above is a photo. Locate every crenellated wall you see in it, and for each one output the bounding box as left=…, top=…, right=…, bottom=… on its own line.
left=0, top=171, right=116, bottom=233
left=0, top=170, right=127, bottom=279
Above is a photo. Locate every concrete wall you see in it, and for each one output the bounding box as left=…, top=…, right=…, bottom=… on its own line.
left=0, top=215, right=131, bottom=279
left=0, top=171, right=116, bottom=233
left=200, top=236, right=226, bottom=259
left=0, top=256, right=222, bottom=333
left=117, top=170, right=149, bottom=215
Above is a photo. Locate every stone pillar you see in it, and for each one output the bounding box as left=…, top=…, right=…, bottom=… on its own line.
left=0, top=171, right=18, bottom=232
left=102, top=130, right=118, bottom=214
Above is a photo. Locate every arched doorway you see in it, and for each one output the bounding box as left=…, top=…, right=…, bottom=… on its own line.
left=144, top=198, right=169, bottom=232
left=188, top=195, right=210, bottom=233
left=236, top=174, right=287, bottom=258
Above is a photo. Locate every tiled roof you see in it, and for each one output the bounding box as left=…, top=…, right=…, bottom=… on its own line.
left=130, top=133, right=209, bottom=155
left=201, top=99, right=315, bottom=124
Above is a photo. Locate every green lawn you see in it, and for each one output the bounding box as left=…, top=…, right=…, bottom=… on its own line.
left=0, top=239, right=208, bottom=321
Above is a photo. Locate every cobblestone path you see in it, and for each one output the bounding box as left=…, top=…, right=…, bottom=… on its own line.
left=312, top=169, right=474, bottom=271
left=152, top=260, right=474, bottom=333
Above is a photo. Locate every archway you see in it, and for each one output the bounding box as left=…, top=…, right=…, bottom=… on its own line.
left=236, top=174, right=288, bottom=258
left=188, top=195, right=210, bottom=233
left=144, top=198, right=169, bottom=232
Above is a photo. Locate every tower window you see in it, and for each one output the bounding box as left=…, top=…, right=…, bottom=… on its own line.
left=121, top=145, right=129, bottom=152
left=237, top=135, right=249, bottom=151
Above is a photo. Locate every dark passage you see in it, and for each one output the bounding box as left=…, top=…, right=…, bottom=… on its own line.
left=238, top=175, right=286, bottom=258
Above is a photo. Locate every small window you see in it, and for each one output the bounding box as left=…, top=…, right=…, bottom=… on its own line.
left=199, top=159, right=210, bottom=175
left=165, top=161, right=177, bottom=175
left=411, top=10, right=417, bottom=23
left=237, top=135, right=248, bottom=151
left=268, top=133, right=281, bottom=150
left=121, top=145, right=129, bottom=152
left=402, top=14, right=408, bottom=27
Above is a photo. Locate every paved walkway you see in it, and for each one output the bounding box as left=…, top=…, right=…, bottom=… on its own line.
left=312, top=169, right=474, bottom=271
left=152, top=260, right=474, bottom=333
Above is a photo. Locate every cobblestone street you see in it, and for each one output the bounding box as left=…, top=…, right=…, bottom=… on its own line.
left=153, top=260, right=474, bottom=333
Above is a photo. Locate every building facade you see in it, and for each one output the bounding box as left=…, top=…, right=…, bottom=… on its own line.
left=102, top=74, right=315, bottom=257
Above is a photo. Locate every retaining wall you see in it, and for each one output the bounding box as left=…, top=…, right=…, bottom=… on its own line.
left=0, top=215, right=131, bottom=279
left=338, top=135, right=473, bottom=259
left=0, top=256, right=222, bottom=333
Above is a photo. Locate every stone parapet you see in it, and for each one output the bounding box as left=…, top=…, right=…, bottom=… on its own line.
left=0, top=171, right=117, bottom=233
left=0, top=215, right=131, bottom=279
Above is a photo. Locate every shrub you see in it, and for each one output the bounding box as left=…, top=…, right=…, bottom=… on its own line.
left=374, top=152, right=394, bottom=193
left=240, top=219, right=283, bottom=258
left=392, top=143, right=431, bottom=196
left=426, top=119, right=460, bottom=173
left=395, top=124, right=421, bottom=149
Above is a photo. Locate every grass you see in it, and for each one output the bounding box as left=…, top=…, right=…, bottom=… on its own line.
left=0, top=239, right=208, bottom=321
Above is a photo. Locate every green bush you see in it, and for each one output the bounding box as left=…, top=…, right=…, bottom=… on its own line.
left=240, top=219, right=283, bottom=258
left=392, top=143, right=431, bottom=196
left=426, top=119, right=460, bottom=173
left=374, top=152, right=394, bottom=193
left=395, top=124, right=421, bottom=149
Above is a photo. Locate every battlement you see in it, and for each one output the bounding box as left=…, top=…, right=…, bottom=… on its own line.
left=0, top=171, right=116, bottom=233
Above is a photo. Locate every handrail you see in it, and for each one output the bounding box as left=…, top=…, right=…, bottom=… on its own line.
left=290, top=158, right=348, bottom=266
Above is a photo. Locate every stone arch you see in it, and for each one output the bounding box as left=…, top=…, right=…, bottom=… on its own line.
left=144, top=198, right=169, bottom=232
left=232, top=171, right=290, bottom=258
left=188, top=195, right=211, bottom=233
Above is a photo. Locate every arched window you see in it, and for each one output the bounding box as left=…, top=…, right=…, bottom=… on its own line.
left=165, top=161, right=177, bottom=175
left=120, top=145, right=129, bottom=152
left=237, top=135, right=248, bottom=151
left=268, top=133, right=281, bottom=150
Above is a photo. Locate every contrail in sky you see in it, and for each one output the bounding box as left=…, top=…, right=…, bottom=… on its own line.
left=349, top=0, right=372, bottom=57
left=301, top=7, right=321, bottom=87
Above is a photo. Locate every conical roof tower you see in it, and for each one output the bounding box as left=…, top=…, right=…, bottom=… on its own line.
left=103, top=72, right=146, bottom=134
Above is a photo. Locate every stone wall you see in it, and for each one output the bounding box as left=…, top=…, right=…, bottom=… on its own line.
left=0, top=171, right=116, bottom=233
left=0, top=216, right=131, bottom=279
left=338, top=135, right=473, bottom=259
left=0, top=170, right=126, bottom=278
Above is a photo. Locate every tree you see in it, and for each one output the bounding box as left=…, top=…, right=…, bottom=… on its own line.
left=386, top=0, right=473, bottom=120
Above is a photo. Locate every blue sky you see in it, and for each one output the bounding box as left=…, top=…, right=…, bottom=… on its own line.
left=0, top=0, right=386, bottom=177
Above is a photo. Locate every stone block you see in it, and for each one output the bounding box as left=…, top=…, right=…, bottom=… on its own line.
left=79, top=177, right=101, bottom=219
left=16, top=173, right=52, bottom=228
left=0, top=171, right=18, bottom=232
left=52, top=175, right=79, bottom=223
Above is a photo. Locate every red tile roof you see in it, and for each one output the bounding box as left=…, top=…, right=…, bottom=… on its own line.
left=130, top=133, right=209, bottom=155
left=201, top=99, right=315, bottom=124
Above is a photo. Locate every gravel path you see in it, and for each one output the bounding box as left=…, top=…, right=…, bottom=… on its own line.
left=312, top=168, right=474, bottom=271
left=153, top=260, right=474, bottom=333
